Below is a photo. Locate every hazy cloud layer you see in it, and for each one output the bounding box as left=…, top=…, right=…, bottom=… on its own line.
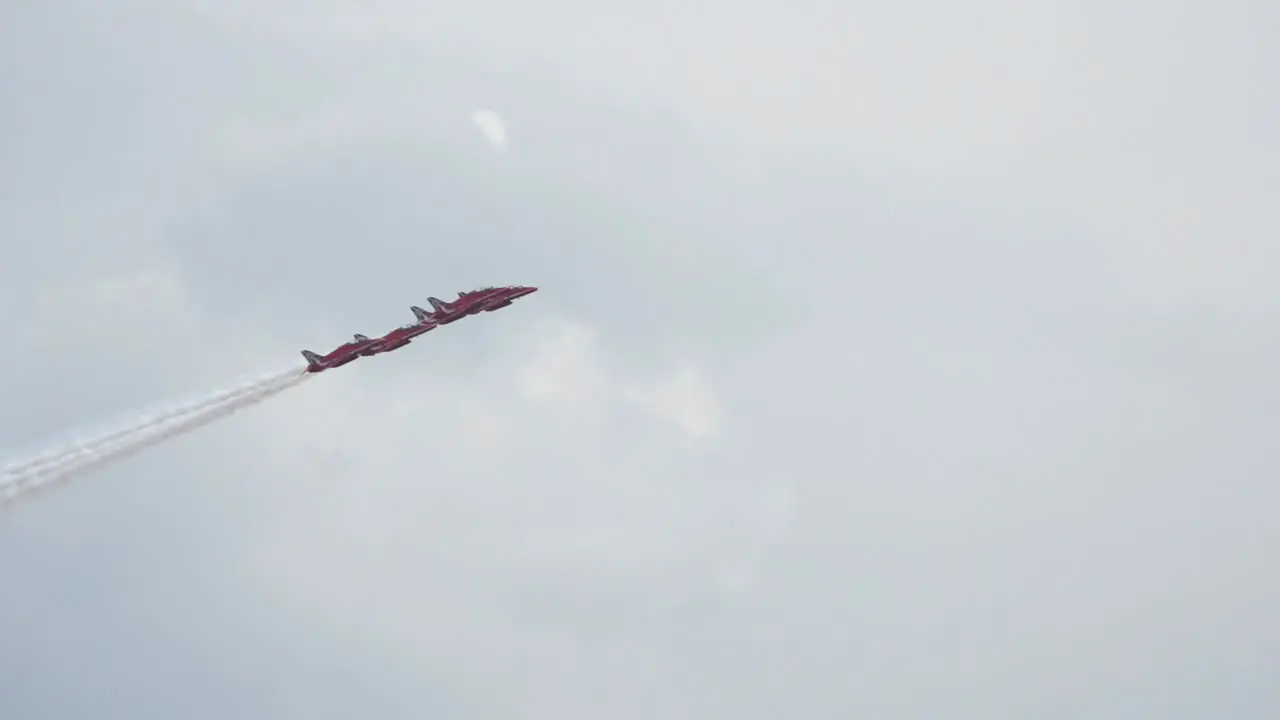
left=2, top=2, right=1278, bottom=718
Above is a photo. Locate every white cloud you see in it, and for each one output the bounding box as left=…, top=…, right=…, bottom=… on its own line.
left=21, top=262, right=196, bottom=350
left=472, top=109, right=508, bottom=153
left=515, top=319, right=609, bottom=408
left=512, top=319, right=722, bottom=440
left=236, top=317, right=756, bottom=681
left=187, top=0, right=1280, bottom=311
left=622, top=364, right=722, bottom=440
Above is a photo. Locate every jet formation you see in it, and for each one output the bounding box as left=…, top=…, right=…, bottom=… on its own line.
left=301, top=285, right=537, bottom=373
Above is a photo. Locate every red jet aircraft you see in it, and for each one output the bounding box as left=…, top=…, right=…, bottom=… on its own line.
left=301, top=335, right=378, bottom=373
left=471, top=285, right=537, bottom=312
left=410, top=285, right=537, bottom=325
left=354, top=321, right=438, bottom=357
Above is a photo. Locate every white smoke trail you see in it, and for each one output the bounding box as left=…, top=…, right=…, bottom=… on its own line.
left=0, top=368, right=309, bottom=509
left=10, top=371, right=304, bottom=488
left=1, top=367, right=301, bottom=478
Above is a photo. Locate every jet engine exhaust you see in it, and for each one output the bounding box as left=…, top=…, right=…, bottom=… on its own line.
left=1, top=366, right=308, bottom=510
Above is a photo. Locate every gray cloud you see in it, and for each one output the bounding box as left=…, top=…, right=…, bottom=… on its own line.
left=2, top=1, right=1278, bottom=718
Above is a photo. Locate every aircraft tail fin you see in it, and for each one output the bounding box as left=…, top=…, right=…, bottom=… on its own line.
left=354, top=333, right=370, bottom=341
left=411, top=305, right=433, bottom=322
left=427, top=297, right=449, bottom=313
left=301, top=349, right=324, bottom=365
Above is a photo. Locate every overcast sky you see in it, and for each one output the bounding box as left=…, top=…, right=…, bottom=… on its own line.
left=2, top=1, right=1278, bottom=718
